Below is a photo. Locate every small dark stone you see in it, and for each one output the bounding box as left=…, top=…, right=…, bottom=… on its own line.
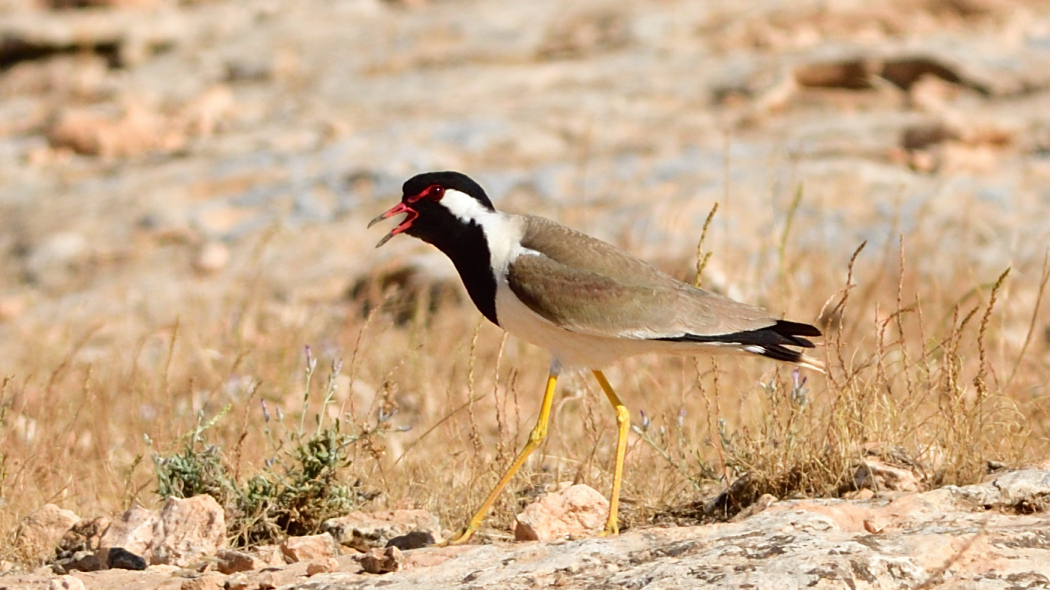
left=385, top=530, right=435, bottom=551
left=70, top=550, right=103, bottom=572
left=54, top=550, right=103, bottom=573
left=107, top=547, right=147, bottom=570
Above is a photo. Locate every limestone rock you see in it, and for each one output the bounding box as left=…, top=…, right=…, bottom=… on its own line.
left=216, top=549, right=266, bottom=574
left=97, top=506, right=158, bottom=564
left=987, top=469, right=1050, bottom=510
left=175, top=85, right=236, bottom=138
left=193, top=241, right=230, bottom=275
left=23, top=232, right=87, bottom=289
left=47, top=574, right=85, bottom=590
left=0, top=295, right=25, bottom=322
left=729, top=493, right=777, bottom=522
left=179, top=573, right=226, bottom=590
left=281, top=533, right=339, bottom=563
left=513, top=484, right=609, bottom=542
left=242, top=469, right=1050, bottom=587
left=322, top=509, right=441, bottom=550
left=15, top=504, right=80, bottom=563
left=49, top=0, right=163, bottom=7
left=306, top=557, right=339, bottom=576
left=359, top=546, right=404, bottom=574
left=46, top=104, right=185, bottom=159
left=224, top=573, right=251, bottom=590
left=250, top=544, right=288, bottom=567
left=53, top=550, right=102, bottom=573
left=229, top=567, right=300, bottom=590
left=854, top=457, right=922, bottom=492
left=3, top=471, right=1050, bottom=589
left=148, top=495, right=227, bottom=567
left=58, top=517, right=110, bottom=556
left=947, top=469, right=1050, bottom=512
left=0, top=7, right=193, bottom=68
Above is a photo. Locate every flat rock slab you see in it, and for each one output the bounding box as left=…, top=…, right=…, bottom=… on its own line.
left=294, top=513, right=1050, bottom=589
left=8, top=479, right=1047, bottom=589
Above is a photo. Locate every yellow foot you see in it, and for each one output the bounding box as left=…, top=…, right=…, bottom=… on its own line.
left=599, top=523, right=619, bottom=537
left=443, top=527, right=477, bottom=546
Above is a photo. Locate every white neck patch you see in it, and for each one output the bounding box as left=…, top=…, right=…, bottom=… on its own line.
left=441, top=188, right=493, bottom=224
left=440, top=188, right=522, bottom=274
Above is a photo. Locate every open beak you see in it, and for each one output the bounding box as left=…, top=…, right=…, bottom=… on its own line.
left=368, top=202, right=418, bottom=248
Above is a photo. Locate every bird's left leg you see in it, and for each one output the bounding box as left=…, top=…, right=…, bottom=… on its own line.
left=446, top=359, right=561, bottom=545
left=591, top=370, right=629, bottom=535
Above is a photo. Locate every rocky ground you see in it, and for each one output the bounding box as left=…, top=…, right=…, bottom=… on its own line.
left=6, top=469, right=1050, bottom=589
left=3, top=0, right=1050, bottom=588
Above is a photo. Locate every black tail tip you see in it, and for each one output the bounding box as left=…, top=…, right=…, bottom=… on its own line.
left=773, top=319, right=822, bottom=338
left=771, top=320, right=821, bottom=348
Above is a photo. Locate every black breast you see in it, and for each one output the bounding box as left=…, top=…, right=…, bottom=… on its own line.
left=446, top=224, right=499, bottom=326
left=407, top=208, right=499, bottom=326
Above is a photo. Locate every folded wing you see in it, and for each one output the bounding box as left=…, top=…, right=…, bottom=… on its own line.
left=508, top=215, right=822, bottom=367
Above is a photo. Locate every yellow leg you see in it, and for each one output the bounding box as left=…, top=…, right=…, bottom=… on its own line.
left=592, top=370, right=629, bottom=535
left=447, top=360, right=561, bottom=545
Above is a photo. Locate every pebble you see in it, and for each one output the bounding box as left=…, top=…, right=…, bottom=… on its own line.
left=305, top=557, right=339, bottom=576
left=360, top=546, right=404, bottom=574
left=280, top=533, right=339, bottom=563
left=48, top=575, right=85, bottom=590
left=106, top=547, right=147, bottom=571
left=193, top=241, right=230, bottom=274
left=513, top=484, right=609, bottom=542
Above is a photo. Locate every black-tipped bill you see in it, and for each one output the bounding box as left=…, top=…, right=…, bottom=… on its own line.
left=368, top=202, right=418, bottom=248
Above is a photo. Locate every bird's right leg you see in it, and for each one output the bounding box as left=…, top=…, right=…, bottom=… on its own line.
left=447, top=359, right=560, bottom=545
left=592, top=369, right=629, bottom=535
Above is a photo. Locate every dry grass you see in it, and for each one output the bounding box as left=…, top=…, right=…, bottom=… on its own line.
left=1, top=190, right=1049, bottom=565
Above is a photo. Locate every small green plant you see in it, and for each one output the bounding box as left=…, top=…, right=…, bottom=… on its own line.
left=150, top=405, right=235, bottom=503
left=150, top=346, right=389, bottom=546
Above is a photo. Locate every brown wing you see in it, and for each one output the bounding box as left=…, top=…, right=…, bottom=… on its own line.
left=508, top=215, right=779, bottom=339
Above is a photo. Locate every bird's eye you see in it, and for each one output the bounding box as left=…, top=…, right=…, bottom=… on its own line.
left=429, top=185, right=444, bottom=200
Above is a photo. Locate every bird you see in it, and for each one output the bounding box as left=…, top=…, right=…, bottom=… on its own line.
left=368, top=171, right=822, bottom=544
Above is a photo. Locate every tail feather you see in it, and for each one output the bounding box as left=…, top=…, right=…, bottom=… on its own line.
left=657, top=320, right=825, bottom=372
left=769, top=319, right=822, bottom=341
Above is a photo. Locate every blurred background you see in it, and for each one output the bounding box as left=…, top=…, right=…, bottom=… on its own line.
left=2, top=0, right=1050, bottom=554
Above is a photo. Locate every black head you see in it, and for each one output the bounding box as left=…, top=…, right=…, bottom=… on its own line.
left=367, top=171, right=502, bottom=325
left=401, top=171, right=494, bottom=210
left=368, top=171, right=495, bottom=248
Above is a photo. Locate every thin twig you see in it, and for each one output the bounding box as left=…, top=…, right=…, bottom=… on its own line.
left=162, top=317, right=179, bottom=399
left=392, top=389, right=490, bottom=467
left=492, top=332, right=509, bottom=463
left=896, top=236, right=915, bottom=398
left=778, top=183, right=804, bottom=273
left=823, top=241, right=867, bottom=389
left=976, top=267, right=1011, bottom=399
left=231, top=381, right=261, bottom=483
left=467, top=318, right=484, bottom=458
left=694, top=202, right=719, bottom=288
left=1006, top=249, right=1050, bottom=390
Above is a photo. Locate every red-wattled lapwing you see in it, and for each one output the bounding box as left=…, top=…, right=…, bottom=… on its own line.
left=369, top=171, right=822, bottom=544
